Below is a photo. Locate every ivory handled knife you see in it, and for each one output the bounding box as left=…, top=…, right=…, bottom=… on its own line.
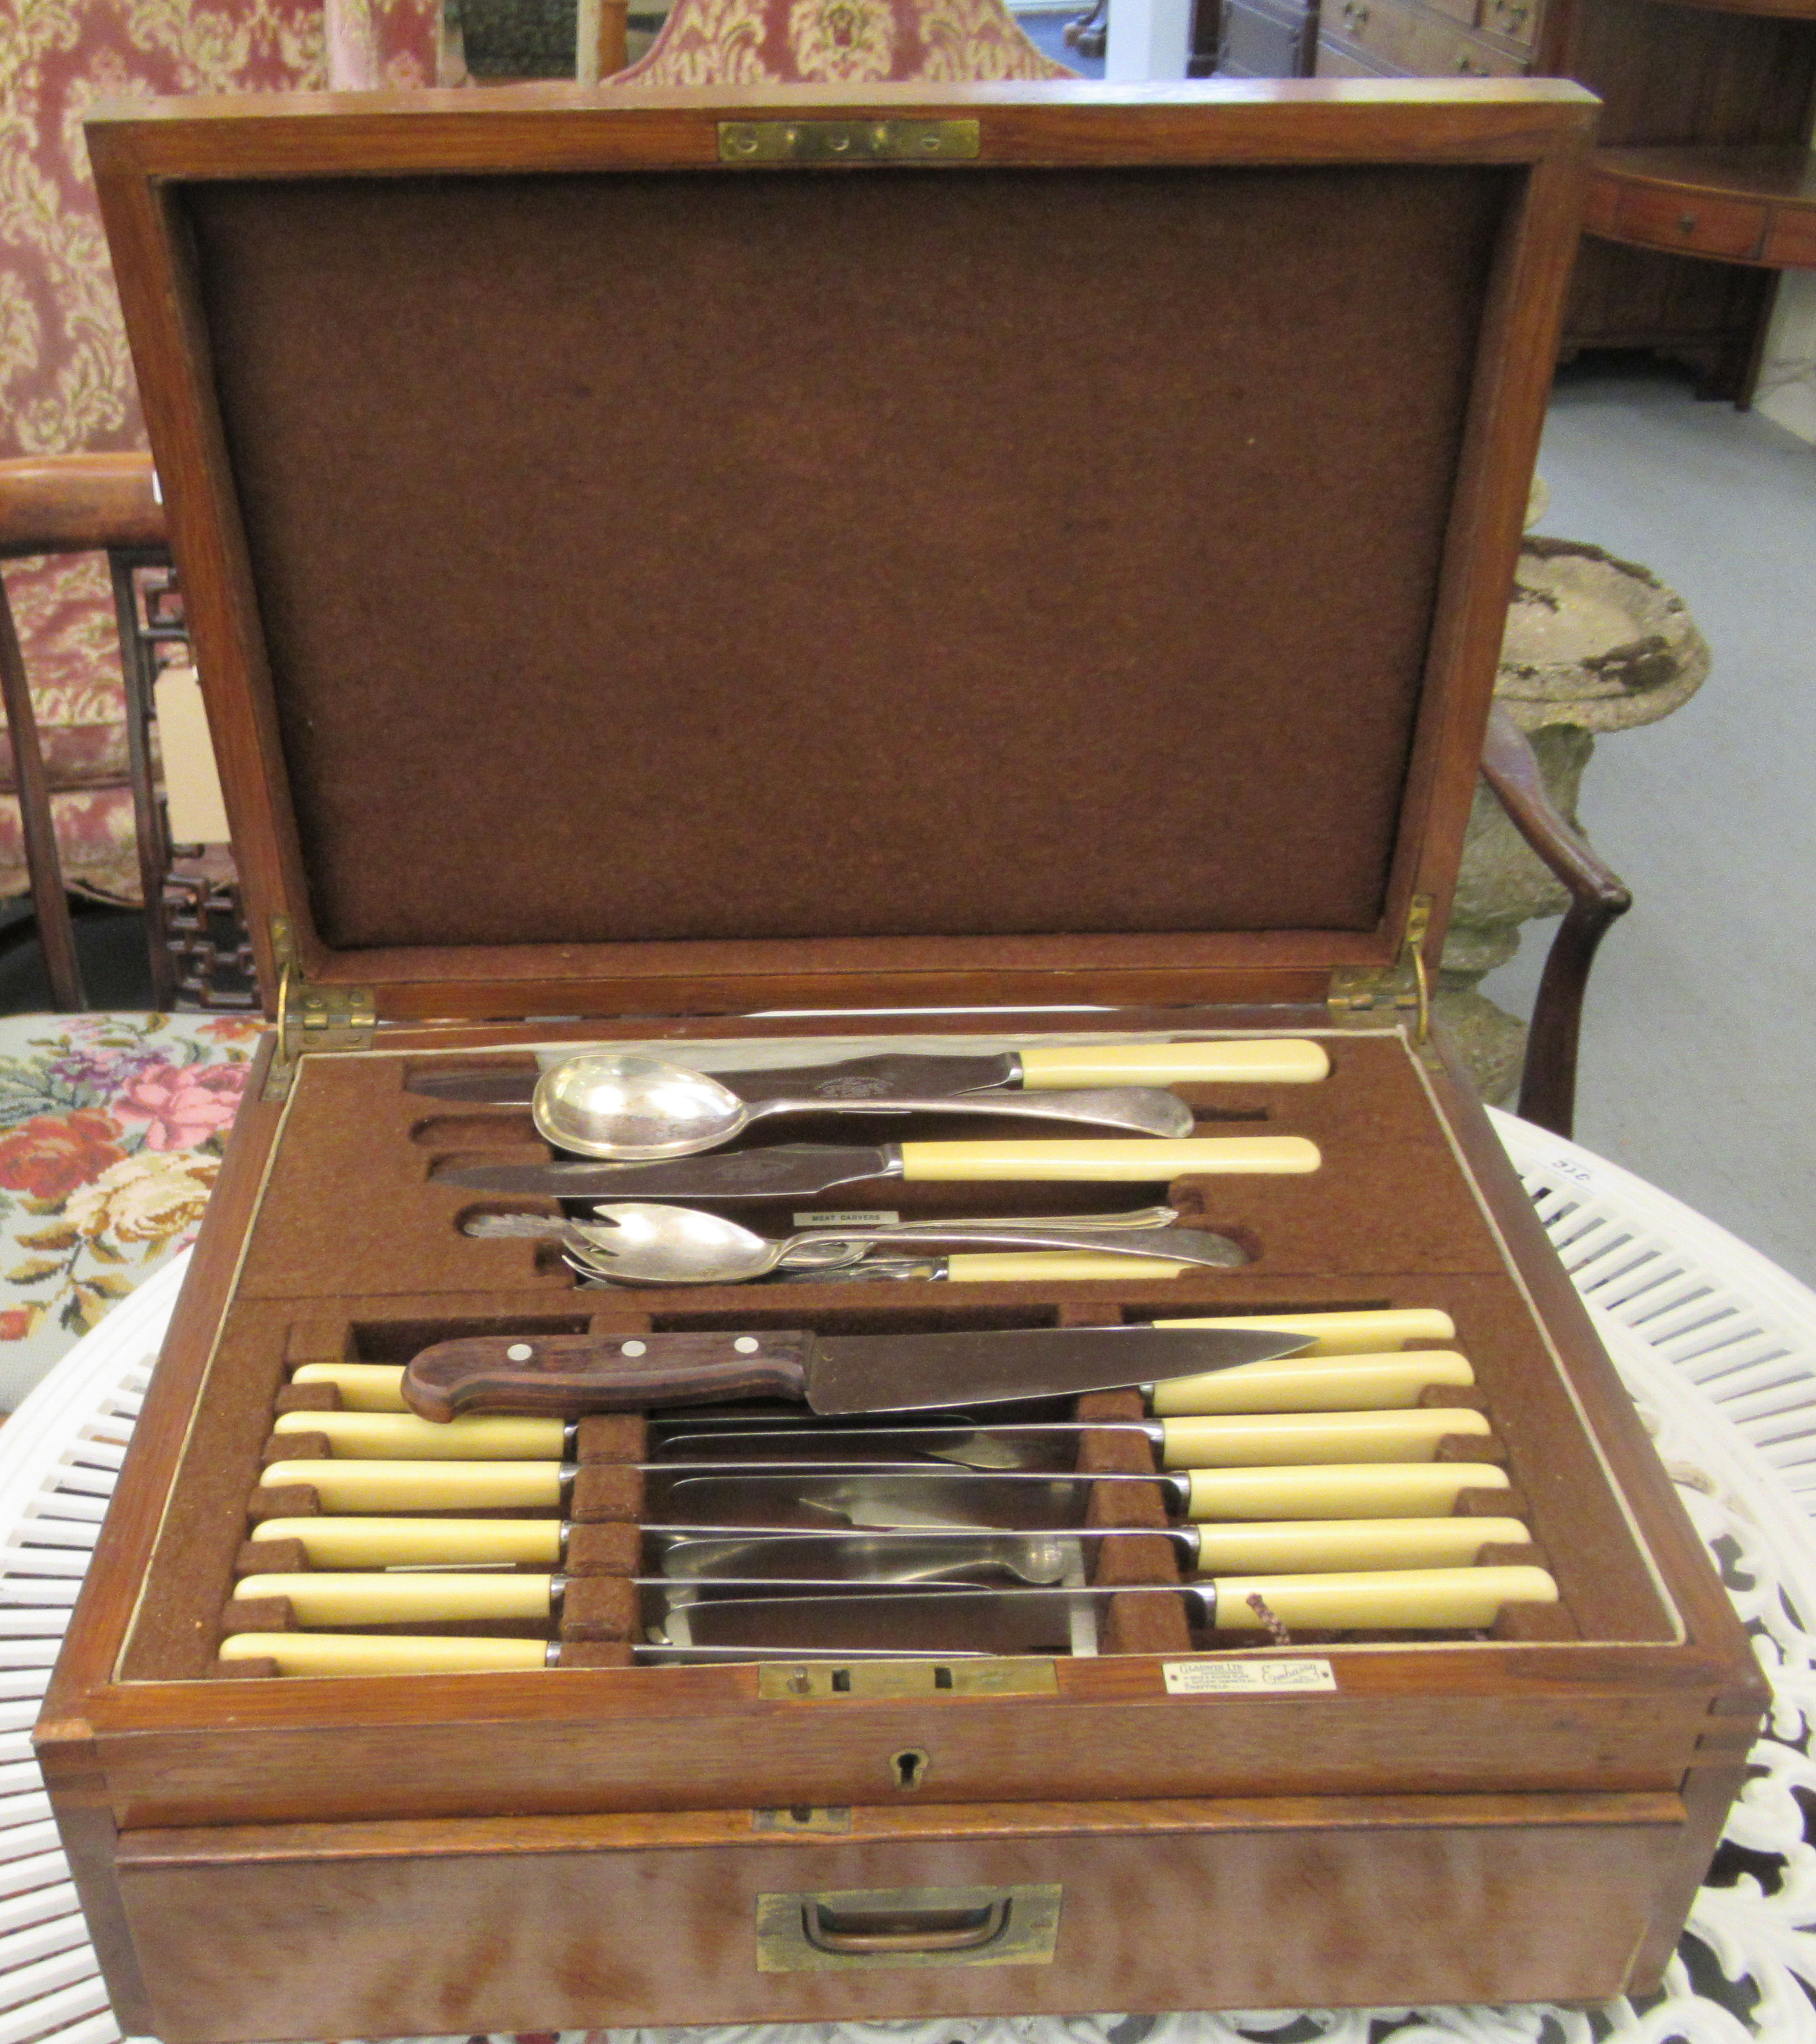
left=244, top=1513, right=1534, bottom=1576
left=257, top=1456, right=1510, bottom=1519
left=296, top=1343, right=1473, bottom=1418
left=408, top=1038, right=1333, bottom=1104
left=229, top=1563, right=1555, bottom=1634
left=1155, top=1308, right=1456, bottom=1355
left=268, top=1405, right=1491, bottom=1468
left=433, top=1134, right=1321, bottom=1202
left=213, top=1563, right=1559, bottom=1674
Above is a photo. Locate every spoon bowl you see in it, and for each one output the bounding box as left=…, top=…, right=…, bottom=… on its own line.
left=530, top=1053, right=1192, bottom=1160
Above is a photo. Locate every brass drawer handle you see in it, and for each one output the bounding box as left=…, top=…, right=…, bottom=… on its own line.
left=1677, top=212, right=1699, bottom=235
left=803, top=1896, right=1010, bottom=1955
left=756, top=1882, right=1063, bottom=1971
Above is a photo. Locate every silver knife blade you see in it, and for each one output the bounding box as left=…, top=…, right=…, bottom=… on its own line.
left=648, top=1529, right=1173, bottom=1584
left=652, top=1585, right=1208, bottom=1654
left=649, top=1469, right=1172, bottom=1529
left=409, top=1052, right=1019, bottom=1108
left=650, top=1425, right=1145, bottom=1470
left=433, top=1143, right=902, bottom=1200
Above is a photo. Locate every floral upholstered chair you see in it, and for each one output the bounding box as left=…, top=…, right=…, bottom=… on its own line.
left=0, top=1012, right=262, bottom=1408
left=615, top=0, right=1073, bottom=83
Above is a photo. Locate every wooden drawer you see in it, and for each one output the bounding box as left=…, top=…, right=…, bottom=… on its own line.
left=1319, top=0, right=1523, bottom=76
left=1615, top=183, right=1768, bottom=262
left=1477, top=0, right=1536, bottom=46
left=1314, top=31, right=1394, bottom=70
left=112, top=1792, right=1691, bottom=2043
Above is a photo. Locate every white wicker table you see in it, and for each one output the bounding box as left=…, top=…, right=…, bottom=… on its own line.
left=2, top=1109, right=1813, bottom=2044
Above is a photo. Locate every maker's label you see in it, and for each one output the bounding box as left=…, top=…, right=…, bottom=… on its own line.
left=792, top=1210, right=901, bottom=1226
left=1164, top=1658, right=1337, bottom=1695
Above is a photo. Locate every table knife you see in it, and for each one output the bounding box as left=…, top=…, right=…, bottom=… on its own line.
left=408, top=1039, right=1332, bottom=1106
left=256, top=1457, right=1509, bottom=1520
left=227, top=1564, right=1556, bottom=1638
left=243, top=1514, right=1534, bottom=1578
left=648, top=1463, right=1512, bottom=1529
left=431, top=1134, right=1320, bottom=1202
left=398, top=1320, right=1305, bottom=1422
left=268, top=1404, right=1491, bottom=1468
left=214, top=1564, right=1557, bottom=1673
left=650, top=1569, right=1557, bottom=1652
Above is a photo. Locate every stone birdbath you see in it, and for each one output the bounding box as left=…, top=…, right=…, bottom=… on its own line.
left=1437, top=533, right=1712, bottom=1103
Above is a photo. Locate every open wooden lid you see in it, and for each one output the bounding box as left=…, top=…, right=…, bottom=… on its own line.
left=87, top=81, right=1593, bottom=1023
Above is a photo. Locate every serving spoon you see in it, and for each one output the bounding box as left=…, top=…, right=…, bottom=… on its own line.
left=559, top=1203, right=1244, bottom=1286
left=531, top=1053, right=1192, bottom=1160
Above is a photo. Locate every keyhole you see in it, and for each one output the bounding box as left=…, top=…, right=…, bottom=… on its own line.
left=891, top=1747, right=930, bottom=1792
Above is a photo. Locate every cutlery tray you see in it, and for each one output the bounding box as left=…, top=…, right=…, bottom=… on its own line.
left=43, top=79, right=1763, bottom=2038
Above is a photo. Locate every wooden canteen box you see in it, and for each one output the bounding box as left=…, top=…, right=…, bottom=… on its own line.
left=38, top=78, right=1762, bottom=2043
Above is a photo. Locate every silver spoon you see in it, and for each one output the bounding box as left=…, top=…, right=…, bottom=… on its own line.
left=559, top=1204, right=1243, bottom=1286
left=531, top=1053, right=1191, bottom=1160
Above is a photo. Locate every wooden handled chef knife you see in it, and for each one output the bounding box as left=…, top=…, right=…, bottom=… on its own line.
left=296, top=1330, right=1471, bottom=1419
left=409, top=1039, right=1333, bottom=1105
left=433, top=1134, right=1320, bottom=1201
left=398, top=1321, right=1306, bottom=1422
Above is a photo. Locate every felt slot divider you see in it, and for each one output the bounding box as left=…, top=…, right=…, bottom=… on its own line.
left=215, top=1283, right=1578, bottom=1679
left=238, top=1035, right=1522, bottom=1309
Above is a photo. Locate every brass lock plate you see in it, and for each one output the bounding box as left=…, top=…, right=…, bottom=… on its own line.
left=756, top=1657, right=1056, bottom=1699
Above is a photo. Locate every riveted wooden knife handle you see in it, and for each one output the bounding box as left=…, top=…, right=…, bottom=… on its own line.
left=404, top=1331, right=815, bottom=1421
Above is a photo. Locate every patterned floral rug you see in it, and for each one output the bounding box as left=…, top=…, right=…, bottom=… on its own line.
left=0, top=1010, right=262, bottom=1410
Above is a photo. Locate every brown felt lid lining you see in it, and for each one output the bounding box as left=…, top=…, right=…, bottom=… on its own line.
left=183, top=162, right=1510, bottom=954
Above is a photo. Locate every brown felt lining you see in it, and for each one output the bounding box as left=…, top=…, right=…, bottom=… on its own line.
left=123, top=1032, right=1675, bottom=1680
left=233, top=1034, right=1504, bottom=1303
left=182, top=163, right=1509, bottom=952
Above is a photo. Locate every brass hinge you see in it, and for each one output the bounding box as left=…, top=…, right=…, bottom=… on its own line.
left=263, top=915, right=377, bottom=1099
left=718, top=119, right=980, bottom=164
left=1328, top=894, right=1434, bottom=1045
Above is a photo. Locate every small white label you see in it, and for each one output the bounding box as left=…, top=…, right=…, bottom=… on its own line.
left=1163, top=1657, right=1337, bottom=1695
left=792, top=1209, right=901, bottom=1227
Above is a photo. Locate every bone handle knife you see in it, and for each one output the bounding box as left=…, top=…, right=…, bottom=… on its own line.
left=268, top=1405, right=1492, bottom=1466
left=258, top=1456, right=1509, bottom=1517
left=244, top=1511, right=1533, bottom=1573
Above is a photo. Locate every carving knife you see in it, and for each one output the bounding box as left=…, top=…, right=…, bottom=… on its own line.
left=292, top=1333, right=1471, bottom=1418
left=431, top=1134, right=1320, bottom=1202
left=398, top=1320, right=1307, bottom=1422
left=267, top=1404, right=1492, bottom=1469
left=241, top=1515, right=1535, bottom=1579
left=408, top=1039, right=1332, bottom=1105
left=226, top=1565, right=1556, bottom=1636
